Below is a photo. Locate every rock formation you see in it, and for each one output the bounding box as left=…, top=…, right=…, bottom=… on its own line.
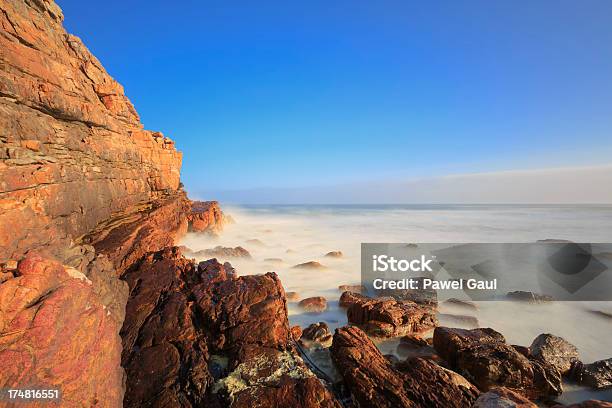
left=330, top=326, right=480, bottom=407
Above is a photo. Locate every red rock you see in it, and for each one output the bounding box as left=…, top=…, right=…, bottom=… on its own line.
left=338, top=284, right=366, bottom=293
left=346, top=293, right=437, bottom=337
left=188, top=200, right=226, bottom=234
left=298, top=296, right=328, bottom=313
left=290, top=325, right=303, bottom=341
left=0, top=255, right=123, bottom=407
left=330, top=326, right=480, bottom=408
left=339, top=290, right=368, bottom=308
left=188, top=245, right=251, bottom=259
left=121, top=248, right=341, bottom=407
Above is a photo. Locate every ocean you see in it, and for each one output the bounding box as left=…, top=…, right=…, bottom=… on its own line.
left=180, top=204, right=612, bottom=403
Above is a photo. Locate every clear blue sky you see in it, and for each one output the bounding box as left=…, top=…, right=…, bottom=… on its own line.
left=58, top=0, right=612, bottom=198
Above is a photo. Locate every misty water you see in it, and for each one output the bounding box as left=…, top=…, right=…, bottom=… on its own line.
left=180, top=204, right=612, bottom=404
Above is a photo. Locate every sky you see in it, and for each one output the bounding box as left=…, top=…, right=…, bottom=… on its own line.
left=58, top=0, right=612, bottom=203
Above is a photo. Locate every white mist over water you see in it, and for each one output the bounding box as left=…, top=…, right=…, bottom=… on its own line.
left=180, top=204, right=612, bottom=403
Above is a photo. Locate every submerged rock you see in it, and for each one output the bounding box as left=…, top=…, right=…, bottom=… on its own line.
left=330, top=326, right=479, bottom=407
left=298, top=297, right=328, bottom=313
left=443, top=298, right=479, bottom=311
left=324, top=251, right=343, bottom=258
left=292, top=261, right=327, bottom=270
left=286, top=291, right=300, bottom=301
left=506, top=291, right=554, bottom=303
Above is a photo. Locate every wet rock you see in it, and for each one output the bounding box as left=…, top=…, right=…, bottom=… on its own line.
left=474, top=387, right=537, bottom=408
left=188, top=201, right=226, bottom=234
left=292, top=261, right=326, bottom=270
left=286, top=291, right=300, bottom=301
left=301, top=322, right=333, bottom=345
left=443, top=298, right=478, bottom=311
left=298, top=297, right=328, bottom=313
left=433, top=327, right=563, bottom=399
left=324, top=251, right=343, bottom=258
left=580, top=358, right=612, bottom=390
left=330, top=326, right=479, bottom=407
left=506, top=291, right=554, bottom=303
left=530, top=333, right=579, bottom=375
left=346, top=293, right=438, bottom=337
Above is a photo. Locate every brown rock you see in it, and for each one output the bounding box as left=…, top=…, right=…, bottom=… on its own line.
left=433, top=327, right=563, bottom=399
left=122, top=248, right=341, bottom=407
left=324, top=251, right=343, bottom=258
left=346, top=293, right=437, bottom=337
left=339, top=290, right=369, bottom=308
left=474, top=387, right=538, bottom=408
left=579, top=358, right=612, bottom=390
left=443, top=298, right=478, bottom=311
left=330, top=326, right=480, bottom=408
left=292, top=261, right=326, bottom=269
left=301, top=322, right=333, bottom=345
left=189, top=245, right=251, bottom=259
left=530, top=333, right=579, bottom=375
left=298, top=297, right=328, bottom=313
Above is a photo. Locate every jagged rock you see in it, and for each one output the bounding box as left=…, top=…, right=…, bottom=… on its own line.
left=121, top=247, right=341, bottom=407
left=473, top=387, right=537, bottom=408
left=298, top=297, right=328, bottom=313
left=292, top=261, right=326, bottom=270
left=530, top=333, right=579, bottom=375
left=330, top=326, right=480, bottom=408
left=579, top=358, right=612, bottom=390
left=346, top=293, right=437, bottom=337
left=188, top=245, right=251, bottom=259
left=433, top=327, right=563, bottom=399
left=324, top=251, right=343, bottom=258
left=188, top=201, right=226, bottom=234
left=506, top=291, right=554, bottom=303
left=301, top=322, right=333, bottom=345
left=339, top=291, right=368, bottom=308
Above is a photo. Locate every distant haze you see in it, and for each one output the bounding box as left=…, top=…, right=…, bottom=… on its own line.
left=194, top=164, right=612, bottom=204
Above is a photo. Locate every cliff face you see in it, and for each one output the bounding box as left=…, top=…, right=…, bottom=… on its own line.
left=0, top=0, right=182, bottom=262
left=0, top=1, right=192, bottom=406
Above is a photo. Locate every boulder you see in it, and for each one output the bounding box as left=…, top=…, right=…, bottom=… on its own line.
left=330, top=326, right=480, bottom=407
left=188, top=201, right=226, bottom=233
left=339, top=291, right=368, bottom=308
left=298, top=297, right=328, bottom=313
left=301, top=322, right=333, bottom=345
left=579, top=358, right=612, bottom=390
left=346, top=294, right=437, bottom=337
left=530, top=333, right=579, bottom=375
left=292, top=261, right=326, bottom=270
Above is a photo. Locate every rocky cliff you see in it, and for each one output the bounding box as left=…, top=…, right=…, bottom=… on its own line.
left=0, top=1, right=207, bottom=406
